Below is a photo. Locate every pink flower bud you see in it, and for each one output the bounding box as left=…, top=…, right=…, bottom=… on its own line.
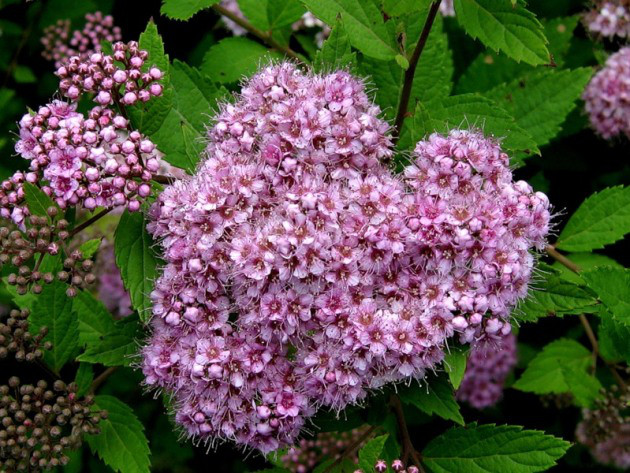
left=149, top=83, right=163, bottom=96
left=122, top=91, right=137, bottom=105
left=149, top=67, right=163, bottom=80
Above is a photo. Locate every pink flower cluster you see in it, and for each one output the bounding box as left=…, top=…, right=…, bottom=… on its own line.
left=583, top=47, right=630, bottom=139
left=456, top=332, right=517, bottom=409
left=57, top=41, right=164, bottom=106
left=584, top=0, right=630, bottom=39
left=41, top=12, right=122, bottom=69
left=3, top=42, right=164, bottom=224
left=141, top=62, right=550, bottom=453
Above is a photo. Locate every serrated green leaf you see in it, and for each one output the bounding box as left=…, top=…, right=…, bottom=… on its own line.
left=23, top=182, right=56, bottom=220
left=383, top=0, right=432, bottom=16
left=412, top=94, right=538, bottom=155
left=74, top=290, right=117, bottom=347
left=75, top=363, right=94, bottom=397
left=267, top=0, right=306, bottom=29
left=512, top=339, right=601, bottom=407
left=300, top=0, right=397, bottom=60
left=422, top=424, right=571, bottom=473
left=582, top=266, right=630, bottom=327
left=161, top=0, right=219, bottom=21
left=358, top=435, right=388, bottom=473
left=138, top=20, right=170, bottom=74
left=556, top=186, right=630, bottom=252
left=485, top=68, right=593, bottom=150
left=516, top=270, right=598, bottom=322
left=86, top=395, right=150, bottom=473
left=445, top=348, right=468, bottom=390
left=598, top=306, right=630, bottom=364
left=115, top=210, right=161, bottom=321
left=456, top=16, right=579, bottom=94
left=399, top=375, right=464, bottom=425
left=552, top=252, right=622, bottom=284
left=29, top=281, right=79, bottom=373
left=201, top=37, right=283, bottom=84
left=454, top=0, right=549, bottom=65
left=79, top=238, right=102, bottom=259
left=314, top=16, right=356, bottom=72
left=147, top=60, right=228, bottom=172
left=78, top=315, right=141, bottom=367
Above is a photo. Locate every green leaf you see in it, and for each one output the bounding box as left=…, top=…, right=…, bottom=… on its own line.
left=422, top=424, right=571, bottom=473
left=161, top=0, right=220, bottom=21
left=86, top=395, right=150, bottom=473
left=75, top=363, right=94, bottom=397
left=13, top=65, right=36, bottom=83
left=78, top=315, right=141, bottom=367
left=556, top=186, right=630, bottom=252
left=444, top=348, right=468, bottom=390
left=299, top=0, right=398, bottom=59
left=29, top=282, right=79, bottom=373
left=358, top=435, right=388, bottom=473
left=552, top=252, right=622, bottom=284
left=582, top=266, right=630, bottom=327
left=516, top=269, right=598, bottom=322
left=73, top=290, right=117, bottom=347
left=383, top=0, right=432, bottom=16
left=314, top=16, right=356, bottom=72
left=23, top=182, right=55, bottom=219
left=412, top=94, right=538, bottom=155
left=79, top=238, right=102, bottom=259
left=114, top=210, right=161, bottom=321
left=237, top=0, right=271, bottom=29
left=485, top=68, right=593, bottom=150
left=399, top=375, right=464, bottom=425
left=598, top=306, right=630, bottom=363
left=201, top=37, right=283, bottom=84
left=454, top=0, right=549, bottom=65
left=138, top=20, right=170, bottom=74
left=147, top=60, right=228, bottom=172
left=512, top=339, right=602, bottom=407
left=267, top=0, right=306, bottom=30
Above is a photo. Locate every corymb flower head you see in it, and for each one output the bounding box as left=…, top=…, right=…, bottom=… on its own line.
left=141, top=62, right=550, bottom=453
left=584, top=0, right=630, bottom=39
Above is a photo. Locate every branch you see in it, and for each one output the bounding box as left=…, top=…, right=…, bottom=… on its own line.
left=390, top=394, right=425, bottom=472
left=323, top=424, right=377, bottom=473
left=69, top=208, right=112, bottom=238
left=211, top=4, right=302, bottom=62
left=392, top=0, right=443, bottom=144
left=545, top=245, right=627, bottom=388
left=89, top=367, right=117, bottom=395
left=153, top=174, right=176, bottom=185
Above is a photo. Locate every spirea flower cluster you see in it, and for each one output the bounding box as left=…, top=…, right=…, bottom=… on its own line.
left=583, top=46, right=630, bottom=139
left=141, top=62, right=550, bottom=453
left=576, top=385, right=630, bottom=469
left=456, top=332, right=517, bottom=409
left=584, top=0, right=630, bottom=39
left=2, top=41, right=164, bottom=225
left=41, top=12, right=122, bottom=69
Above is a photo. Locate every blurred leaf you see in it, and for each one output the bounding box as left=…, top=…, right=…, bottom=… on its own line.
left=79, top=238, right=102, bottom=259
left=161, top=0, right=220, bottom=21
left=114, top=210, right=161, bottom=321
left=582, top=266, right=630, bottom=327
left=78, top=314, right=141, bottom=367
left=13, top=65, right=36, bottom=84
left=444, top=348, right=468, bottom=390
left=454, top=0, right=549, bottom=65
left=314, top=16, right=356, bottom=72
left=422, top=424, right=571, bottom=473
left=513, top=339, right=602, bottom=407
left=358, top=434, right=388, bottom=472
left=75, top=363, right=94, bottom=397
left=29, top=281, right=79, bottom=373
left=399, top=375, right=464, bottom=425
left=300, top=0, right=398, bottom=59
left=557, top=186, right=630, bottom=252
left=485, top=68, right=593, bottom=150
left=86, top=395, right=150, bottom=473
left=74, top=290, right=117, bottom=347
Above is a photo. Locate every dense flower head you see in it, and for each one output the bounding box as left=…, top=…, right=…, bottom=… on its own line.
left=141, top=62, right=550, bottom=453
left=576, top=385, right=630, bottom=469
left=584, top=0, right=630, bottom=38
left=583, top=47, right=630, bottom=139
left=41, top=12, right=122, bottom=69
left=57, top=41, right=164, bottom=106
left=456, top=332, right=517, bottom=409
